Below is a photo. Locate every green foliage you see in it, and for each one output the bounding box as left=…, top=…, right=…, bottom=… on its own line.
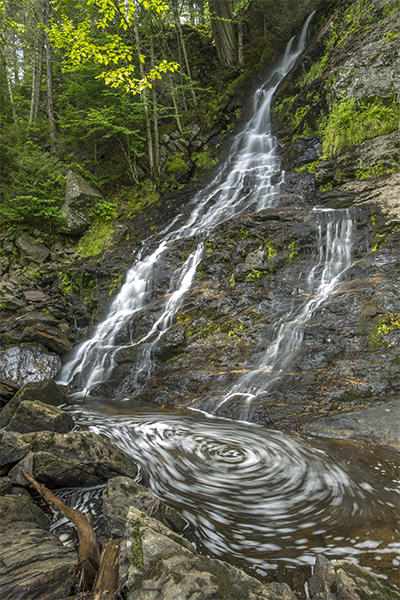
left=124, top=180, right=160, bottom=217
left=0, top=142, right=67, bottom=235
left=296, top=54, right=329, bottom=87
left=355, top=159, right=400, bottom=180
left=192, top=150, right=219, bottom=171
left=50, top=0, right=178, bottom=95
left=246, top=269, right=266, bottom=280
left=294, top=161, right=319, bottom=174
left=77, top=219, right=116, bottom=256
left=167, top=152, right=189, bottom=178
left=369, top=314, right=400, bottom=348
left=91, top=199, right=119, bottom=221
left=321, top=97, right=400, bottom=158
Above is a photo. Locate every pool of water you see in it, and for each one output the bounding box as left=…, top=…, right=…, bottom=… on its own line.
left=56, top=396, right=400, bottom=588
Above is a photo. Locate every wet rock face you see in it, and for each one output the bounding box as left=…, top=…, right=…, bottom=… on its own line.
left=308, top=555, right=400, bottom=600
left=0, top=345, right=62, bottom=386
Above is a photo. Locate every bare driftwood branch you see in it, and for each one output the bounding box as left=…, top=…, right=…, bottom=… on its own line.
left=22, top=469, right=100, bottom=591
left=93, top=539, right=121, bottom=600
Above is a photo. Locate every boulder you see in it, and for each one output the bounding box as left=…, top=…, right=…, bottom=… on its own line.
left=0, top=477, right=12, bottom=496
left=15, top=232, right=50, bottom=267
left=18, top=323, right=73, bottom=355
left=18, top=431, right=138, bottom=488
left=0, top=431, right=31, bottom=475
left=0, top=493, right=50, bottom=529
left=0, top=379, right=67, bottom=429
left=0, top=522, right=77, bottom=600
left=5, top=400, right=74, bottom=434
left=0, top=345, right=62, bottom=386
left=104, top=476, right=187, bottom=538
left=119, top=506, right=297, bottom=600
left=0, top=295, right=25, bottom=311
left=0, top=379, right=19, bottom=408
left=308, top=555, right=400, bottom=600
left=62, top=169, right=103, bottom=235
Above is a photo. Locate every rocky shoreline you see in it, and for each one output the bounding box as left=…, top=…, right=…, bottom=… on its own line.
left=0, top=379, right=399, bottom=600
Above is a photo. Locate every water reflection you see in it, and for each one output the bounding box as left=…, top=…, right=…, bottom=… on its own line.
left=65, top=398, right=400, bottom=583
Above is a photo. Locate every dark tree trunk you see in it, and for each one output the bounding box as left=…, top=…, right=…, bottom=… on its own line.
left=209, top=0, right=237, bottom=69
left=29, top=0, right=45, bottom=124
left=44, top=0, right=56, bottom=153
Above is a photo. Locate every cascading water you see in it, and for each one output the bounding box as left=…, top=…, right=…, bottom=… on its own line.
left=58, top=12, right=315, bottom=397
left=57, top=13, right=400, bottom=585
left=215, top=209, right=353, bottom=419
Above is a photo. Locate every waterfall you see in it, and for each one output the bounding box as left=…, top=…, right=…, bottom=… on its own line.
left=59, top=12, right=338, bottom=408
left=215, top=209, right=353, bottom=419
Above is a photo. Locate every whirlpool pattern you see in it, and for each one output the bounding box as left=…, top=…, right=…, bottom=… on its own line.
left=71, top=405, right=399, bottom=573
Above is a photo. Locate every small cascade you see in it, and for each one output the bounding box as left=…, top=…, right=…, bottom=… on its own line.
left=216, top=209, right=353, bottom=419
left=58, top=12, right=315, bottom=396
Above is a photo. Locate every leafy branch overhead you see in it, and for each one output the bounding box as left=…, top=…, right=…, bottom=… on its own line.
left=49, top=0, right=179, bottom=93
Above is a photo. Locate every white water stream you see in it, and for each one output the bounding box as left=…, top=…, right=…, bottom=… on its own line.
left=59, top=12, right=317, bottom=400
left=57, top=14, right=400, bottom=584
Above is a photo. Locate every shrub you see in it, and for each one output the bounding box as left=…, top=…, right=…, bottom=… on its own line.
left=322, top=97, right=400, bottom=158
left=0, top=142, right=67, bottom=235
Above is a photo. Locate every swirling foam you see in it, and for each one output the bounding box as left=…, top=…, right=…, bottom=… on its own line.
left=65, top=407, right=399, bottom=571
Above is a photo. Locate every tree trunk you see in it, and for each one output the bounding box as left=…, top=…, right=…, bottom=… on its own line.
left=237, top=7, right=244, bottom=68
left=209, top=0, right=237, bottom=69
left=29, top=0, right=45, bottom=124
left=133, top=18, right=155, bottom=180
left=150, top=35, right=160, bottom=179
left=44, top=0, right=56, bottom=153
left=171, top=0, right=197, bottom=105
left=1, top=36, right=18, bottom=125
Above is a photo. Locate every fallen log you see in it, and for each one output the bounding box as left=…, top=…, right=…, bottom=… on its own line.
left=93, top=539, right=121, bottom=600
left=22, top=469, right=100, bottom=591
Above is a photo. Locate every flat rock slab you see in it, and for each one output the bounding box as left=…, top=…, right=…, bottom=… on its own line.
left=23, top=290, right=49, bottom=303
left=19, top=430, right=138, bottom=488
left=0, top=431, right=31, bottom=474
left=0, top=522, right=77, bottom=600
left=5, top=400, right=74, bottom=434
left=104, top=476, right=187, bottom=538
left=0, top=379, right=68, bottom=428
left=0, top=493, right=50, bottom=529
left=119, top=507, right=297, bottom=600
left=305, top=399, right=400, bottom=452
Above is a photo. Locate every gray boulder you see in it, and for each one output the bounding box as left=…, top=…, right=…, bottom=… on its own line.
left=15, top=232, right=50, bottom=267
left=0, top=477, right=12, bottom=496
left=19, top=430, right=138, bottom=488
left=18, top=323, right=73, bottom=355
left=0, top=522, right=77, bottom=600
left=0, top=345, right=62, bottom=386
left=0, top=493, right=50, bottom=529
left=0, top=379, right=67, bottom=428
left=119, top=506, right=297, bottom=600
left=62, top=169, right=103, bottom=235
left=0, top=379, right=19, bottom=408
left=5, top=400, right=74, bottom=434
left=308, top=555, right=400, bottom=600
left=104, top=476, right=187, bottom=538
left=0, top=431, right=31, bottom=475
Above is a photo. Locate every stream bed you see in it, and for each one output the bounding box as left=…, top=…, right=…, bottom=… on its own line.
left=51, top=396, right=400, bottom=588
